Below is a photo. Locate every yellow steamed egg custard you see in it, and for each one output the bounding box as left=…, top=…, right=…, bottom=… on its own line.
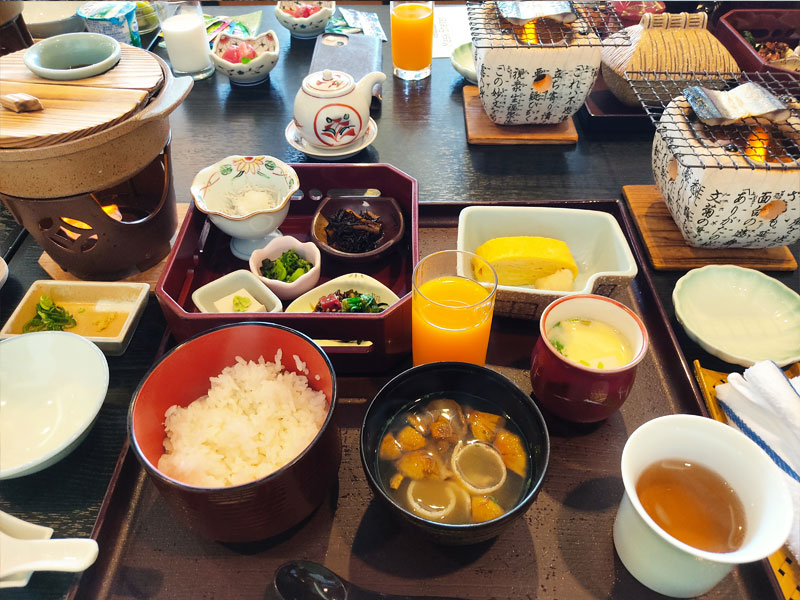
left=547, top=318, right=634, bottom=369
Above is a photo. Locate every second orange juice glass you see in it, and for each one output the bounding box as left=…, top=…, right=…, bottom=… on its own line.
left=412, top=249, right=498, bottom=365
left=390, top=1, right=434, bottom=80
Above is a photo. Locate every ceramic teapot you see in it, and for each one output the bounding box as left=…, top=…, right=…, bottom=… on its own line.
left=293, top=69, right=385, bottom=149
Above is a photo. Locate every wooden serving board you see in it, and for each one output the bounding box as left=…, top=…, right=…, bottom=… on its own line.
left=0, top=44, right=163, bottom=149
left=462, top=86, right=578, bottom=145
left=694, top=360, right=800, bottom=600
left=37, top=203, right=190, bottom=291
left=622, top=185, right=797, bottom=271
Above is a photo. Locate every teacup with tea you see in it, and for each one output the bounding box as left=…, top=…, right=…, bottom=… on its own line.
left=614, top=414, right=793, bottom=598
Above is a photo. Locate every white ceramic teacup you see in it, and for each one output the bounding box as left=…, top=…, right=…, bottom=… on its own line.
left=614, top=414, right=793, bottom=598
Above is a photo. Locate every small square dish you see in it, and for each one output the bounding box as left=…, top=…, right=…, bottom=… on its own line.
left=0, top=281, right=149, bottom=356
left=457, top=206, right=638, bottom=319
left=191, top=270, right=283, bottom=314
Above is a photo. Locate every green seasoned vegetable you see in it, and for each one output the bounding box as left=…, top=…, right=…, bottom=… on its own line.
left=260, top=249, right=313, bottom=282
left=232, top=295, right=251, bottom=312
left=22, top=295, right=77, bottom=333
left=550, top=339, right=566, bottom=355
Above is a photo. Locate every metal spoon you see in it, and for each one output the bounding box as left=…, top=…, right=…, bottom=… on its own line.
left=273, top=560, right=466, bottom=600
left=0, top=530, right=98, bottom=579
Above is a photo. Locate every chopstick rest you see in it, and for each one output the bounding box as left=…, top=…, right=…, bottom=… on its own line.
left=0, top=93, right=43, bottom=113
left=715, top=361, right=800, bottom=559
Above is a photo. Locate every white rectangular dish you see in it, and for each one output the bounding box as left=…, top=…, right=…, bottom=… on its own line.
left=0, top=280, right=150, bottom=356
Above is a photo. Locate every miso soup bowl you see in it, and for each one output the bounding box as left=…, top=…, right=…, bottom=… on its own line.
left=615, top=414, right=793, bottom=598
left=530, top=294, right=648, bottom=423
left=360, top=362, right=550, bottom=545
left=128, top=322, right=340, bottom=543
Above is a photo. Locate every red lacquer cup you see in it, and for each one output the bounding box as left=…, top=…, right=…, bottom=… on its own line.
left=530, top=294, right=648, bottom=423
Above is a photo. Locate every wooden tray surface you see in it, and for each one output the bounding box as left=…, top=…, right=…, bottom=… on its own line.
left=38, top=204, right=190, bottom=291
left=462, top=86, right=578, bottom=145
left=694, top=361, right=800, bottom=600
left=0, top=44, right=164, bottom=149
left=68, top=200, right=777, bottom=600
left=623, top=185, right=797, bottom=271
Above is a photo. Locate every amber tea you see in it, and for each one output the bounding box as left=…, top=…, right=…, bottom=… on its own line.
left=636, top=458, right=746, bottom=553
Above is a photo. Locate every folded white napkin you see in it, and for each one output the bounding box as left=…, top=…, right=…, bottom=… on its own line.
left=715, top=361, right=800, bottom=559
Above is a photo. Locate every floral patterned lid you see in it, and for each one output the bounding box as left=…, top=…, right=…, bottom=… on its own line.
left=302, top=69, right=355, bottom=97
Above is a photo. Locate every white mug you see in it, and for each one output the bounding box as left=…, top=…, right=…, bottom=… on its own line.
left=614, top=414, right=792, bottom=598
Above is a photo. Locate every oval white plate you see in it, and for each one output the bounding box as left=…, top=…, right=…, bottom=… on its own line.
left=285, top=273, right=400, bottom=313
left=673, top=265, right=800, bottom=367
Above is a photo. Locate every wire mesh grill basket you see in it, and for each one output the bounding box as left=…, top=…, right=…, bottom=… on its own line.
left=626, top=70, right=800, bottom=171
left=466, top=1, right=629, bottom=49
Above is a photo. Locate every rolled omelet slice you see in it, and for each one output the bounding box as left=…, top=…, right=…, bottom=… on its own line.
left=474, top=236, right=578, bottom=290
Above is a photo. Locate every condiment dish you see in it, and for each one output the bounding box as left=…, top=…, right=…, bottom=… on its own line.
left=128, top=322, right=340, bottom=542
left=191, top=269, right=283, bottom=314
left=450, top=42, right=477, bottom=84
left=190, top=155, right=300, bottom=260
left=360, top=362, right=550, bottom=545
left=673, top=265, right=800, bottom=367
left=249, top=236, right=322, bottom=301
left=0, top=280, right=150, bottom=356
left=23, top=32, right=120, bottom=80
left=457, top=206, right=638, bottom=319
left=274, top=2, right=335, bottom=39
left=310, top=195, right=405, bottom=265
left=285, top=273, right=400, bottom=313
left=0, top=331, right=109, bottom=480
left=210, top=31, right=280, bottom=86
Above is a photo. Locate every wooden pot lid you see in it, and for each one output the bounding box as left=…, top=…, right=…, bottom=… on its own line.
left=0, top=44, right=164, bottom=149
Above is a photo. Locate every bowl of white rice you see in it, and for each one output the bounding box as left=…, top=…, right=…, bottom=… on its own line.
left=128, top=322, right=339, bottom=542
left=190, top=155, right=299, bottom=261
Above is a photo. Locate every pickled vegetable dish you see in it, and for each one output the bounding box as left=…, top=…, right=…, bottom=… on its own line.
left=378, top=394, right=529, bottom=524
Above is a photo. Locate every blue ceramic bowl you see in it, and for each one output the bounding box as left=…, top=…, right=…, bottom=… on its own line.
left=24, top=32, right=121, bottom=80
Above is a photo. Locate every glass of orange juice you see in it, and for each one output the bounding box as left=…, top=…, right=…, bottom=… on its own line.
left=390, top=1, right=434, bottom=81
left=412, top=249, right=498, bottom=366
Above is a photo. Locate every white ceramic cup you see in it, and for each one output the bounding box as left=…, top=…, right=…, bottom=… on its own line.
left=614, top=414, right=793, bottom=598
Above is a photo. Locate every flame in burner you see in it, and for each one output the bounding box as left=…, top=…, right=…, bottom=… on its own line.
left=744, top=127, right=792, bottom=164
left=517, top=21, right=539, bottom=44
left=59, top=205, right=123, bottom=240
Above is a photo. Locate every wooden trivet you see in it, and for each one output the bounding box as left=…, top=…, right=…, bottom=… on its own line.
left=694, top=360, right=800, bottom=600
left=462, top=86, right=578, bottom=145
left=622, top=185, right=797, bottom=271
left=38, top=203, right=190, bottom=291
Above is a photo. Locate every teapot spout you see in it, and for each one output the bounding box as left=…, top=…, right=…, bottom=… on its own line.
left=355, top=71, right=387, bottom=97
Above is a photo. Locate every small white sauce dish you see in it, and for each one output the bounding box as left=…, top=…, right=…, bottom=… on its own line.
left=673, top=265, right=800, bottom=367
left=450, top=41, right=477, bottom=84
left=0, top=331, right=109, bottom=480
left=249, top=236, right=321, bottom=301
left=274, top=2, right=335, bottom=39
left=210, top=31, right=280, bottom=86
left=23, top=32, right=121, bottom=81
left=190, top=155, right=300, bottom=260
left=286, top=273, right=399, bottom=313
left=457, top=206, right=638, bottom=319
left=191, top=269, right=282, bottom=314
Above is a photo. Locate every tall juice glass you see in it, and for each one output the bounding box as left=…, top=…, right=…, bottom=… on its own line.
left=412, top=250, right=498, bottom=365
left=390, top=1, right=434, bottom=81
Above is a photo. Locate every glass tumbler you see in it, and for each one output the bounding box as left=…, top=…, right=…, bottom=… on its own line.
left=155, top=1, right=213, bottom=80
left=412, top=249, right=497, bottom=366
left=390, top=1, right=434, bottom=81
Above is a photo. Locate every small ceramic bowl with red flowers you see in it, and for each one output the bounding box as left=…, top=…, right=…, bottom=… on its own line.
left=274, top=2, right=335, bottom=39
left=210, top=31, right=279, bottom=86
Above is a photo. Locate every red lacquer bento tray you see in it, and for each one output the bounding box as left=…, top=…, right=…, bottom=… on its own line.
left=155, top=164, right=418, bottom=374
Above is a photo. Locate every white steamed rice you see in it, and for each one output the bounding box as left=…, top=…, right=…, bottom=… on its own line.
left=158, top=350, right=328, bottom=488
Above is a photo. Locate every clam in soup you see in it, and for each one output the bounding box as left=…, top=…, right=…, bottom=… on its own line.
left=378, top=394, right=529, bottom=524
